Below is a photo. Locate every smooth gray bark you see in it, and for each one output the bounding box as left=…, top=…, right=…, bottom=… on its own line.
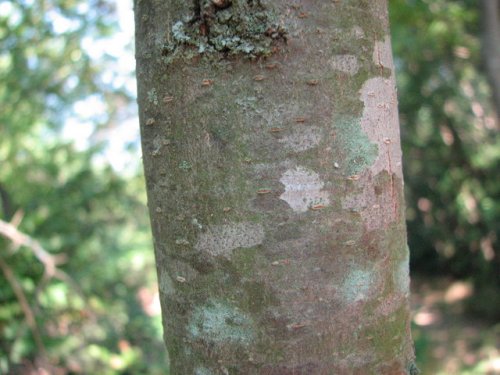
left=480, top=0, right=500, bottom=115
left=135, top=1, right=417, bottom=373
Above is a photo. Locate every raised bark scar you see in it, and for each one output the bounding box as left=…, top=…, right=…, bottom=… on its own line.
left=385, top=143, right=398, bottom=220
left=192, top=0, right=234, bottom=35
left=163, top=0, right=286, bottom=59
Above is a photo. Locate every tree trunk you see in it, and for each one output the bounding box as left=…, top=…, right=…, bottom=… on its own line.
left=135, top=0, right=416, bottom=373
left=480, top=0, right=500, bottom=116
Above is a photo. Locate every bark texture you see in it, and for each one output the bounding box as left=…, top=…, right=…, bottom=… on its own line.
left=135, top=0, right=416, bottom=373
left=480, top=0, right=500, bottom=115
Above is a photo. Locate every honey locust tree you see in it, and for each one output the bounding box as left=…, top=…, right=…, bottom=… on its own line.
left=135, top=0, right=417, bottom=373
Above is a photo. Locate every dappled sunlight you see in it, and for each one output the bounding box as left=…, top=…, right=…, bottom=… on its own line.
left=414, top=309, right=441, bottom=327
left=136, top=285, right=162, bottom=317
left=411, top=278, right=500, bottom=374
left=444, top=281, right=473, bottom=304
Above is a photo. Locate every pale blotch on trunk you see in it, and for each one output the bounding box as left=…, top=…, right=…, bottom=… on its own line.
left=359, top=76, right=402, bottom=177
left=363, top=35, right=403, bottom=179
left=195, top=222, right=265, bottom=258
left=158, top=268, right=174, bottom=295
left=342, top=35, right=404, bottom=231
left=341, top=267, right=377, bottom=303
left=279, top=166, right=330, bottom=213
left=329, top=54, right=360, bottom=75
left=351, top=25, right=366, bottom=39
left=187, top=301, right=256, bottom=346
left=194, top=367, right=214, bottom=375
left=395, top=246, right=411, bottom=297
left=278, top=126, right=322, bottom=152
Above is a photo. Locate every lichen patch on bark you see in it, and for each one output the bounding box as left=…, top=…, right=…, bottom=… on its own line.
left=162, top=0, right=287, bottom=62
left=350, top=25, right=365, bottom=39
left=333, top=116, right=379, bottom=176
left=188, top=300, right=255, bottom=345
left=279, top=166, right=330, bottom=213
left=359, top=76, right=402, bottom=178
left=329, top=54, right=360, bottom=75
left=158, top=268, right=174, bottom=295
left=195, top=222, right=265, bottom=258
left=278, top=126, right=322, bottom=152
left=194, top=366, right=215, bottom=375
left=395, top=249, right=411, bottom=297
left=339, top=36, right=404, bottom=231
left=342, top=171, right=401, bottom=231
left=361, top=36, right=403, bottom=179
left=341, top=267, right=377, bottom=303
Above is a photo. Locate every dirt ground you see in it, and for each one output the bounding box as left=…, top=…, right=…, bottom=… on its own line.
left=411, top=277, right=500, bottom=374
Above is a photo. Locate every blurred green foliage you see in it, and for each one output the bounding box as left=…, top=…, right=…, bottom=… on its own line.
left=0, top=0, right=167, bottom=373
left=390, top=0, right=499, bottom=318
left=0, top=0, right=498, bottom=373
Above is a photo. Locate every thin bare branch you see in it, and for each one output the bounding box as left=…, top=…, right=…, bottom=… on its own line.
left=0, top=219, right=57, bottom=276
left=0, top=218, right=97, bottom=322
left=0, top=255, right=48, bottom=360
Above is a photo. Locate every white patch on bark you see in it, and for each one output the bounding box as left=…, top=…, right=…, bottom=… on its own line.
left=373, top=35, right=394, bottom=70
left=342, top=177, right=397, bottom=231
left=195, top=367, right=215, bottom=375
left=375, top=250, right=410, bottom=315
left=351, top=26, right=365, bottom=39
left=360, top=46, right=402, bottom=178
left=188, top=301, right=255, bottom=345
left=329, top=54, right=359, bottom=75
left=278, top=126, right=322, bottom=152
left=395, top=252, right=410, bottom=297
left=195, top=222, right=265, bottom=258
left=279, top=166, right=330, bottom=213
left=341, top=268, right=375, bottom=303
left=332, top=27, right=365, bottom=41
left=158, top=269, right=174, bottom=295
left=342, top=36, right=403, bottom=231
left=357, top=35, right=402, bottom=178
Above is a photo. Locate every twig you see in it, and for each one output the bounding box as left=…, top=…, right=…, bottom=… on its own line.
left=0, top=255, right=48, bottom=360
left=0, top=218, right=96, bottom=316
left=0, top=219, right=57, bottom=276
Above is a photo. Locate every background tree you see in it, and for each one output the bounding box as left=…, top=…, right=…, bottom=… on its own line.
left=480, top=0, right=500, bottom=115
left=390, top=0, right=499, bottom=319
left=135, top=0, right=416, bottom=373
left=0, top=1, right=167, bottom=373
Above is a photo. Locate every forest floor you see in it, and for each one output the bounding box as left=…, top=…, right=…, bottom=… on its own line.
left=411, top=277, right=500, bottom=375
